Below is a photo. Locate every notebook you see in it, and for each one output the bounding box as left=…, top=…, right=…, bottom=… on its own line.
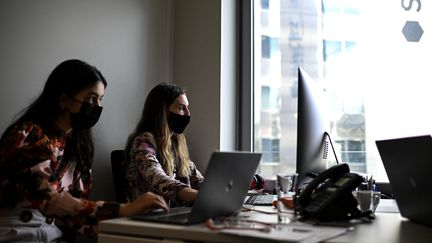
left=376, top=135, right=432, bottom=227
left=131, top=151, right=262, bottom=225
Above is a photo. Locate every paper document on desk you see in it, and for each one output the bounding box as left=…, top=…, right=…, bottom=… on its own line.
left=220, top=224, right=349, bottom=243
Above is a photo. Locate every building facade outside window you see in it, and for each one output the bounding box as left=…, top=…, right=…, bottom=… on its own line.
left=251, top=0, right=432, bottom=181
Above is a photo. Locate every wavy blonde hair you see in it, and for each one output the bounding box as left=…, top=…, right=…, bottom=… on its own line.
left=158, top=129, right=191, bottom=177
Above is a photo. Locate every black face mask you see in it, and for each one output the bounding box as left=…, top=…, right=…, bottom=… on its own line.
left=69, top=101, right=103, bottom=130
left=168, top=112, right=190, bottom=134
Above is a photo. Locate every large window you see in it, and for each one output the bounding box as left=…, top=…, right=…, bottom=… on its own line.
left=249, top=0, right=432, bottom=181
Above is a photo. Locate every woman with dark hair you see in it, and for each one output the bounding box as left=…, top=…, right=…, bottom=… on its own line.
left=123, top=83, right=203, bottom=207
left=0, top=59, right=168, bottom=242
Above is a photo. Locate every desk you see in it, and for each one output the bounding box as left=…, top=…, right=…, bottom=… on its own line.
left=98, top=201, right=432, bottom=243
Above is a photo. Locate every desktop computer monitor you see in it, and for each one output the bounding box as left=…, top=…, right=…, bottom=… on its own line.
left=296, top=67, right=338, bottom=185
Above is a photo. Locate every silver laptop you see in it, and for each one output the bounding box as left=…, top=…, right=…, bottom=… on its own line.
left=376, top=135, right=432, bottom=227
left=131, top=151, right=262, bottom=225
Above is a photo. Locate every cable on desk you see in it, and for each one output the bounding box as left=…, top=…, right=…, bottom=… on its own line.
left=241, top=206, right=283, bottom=215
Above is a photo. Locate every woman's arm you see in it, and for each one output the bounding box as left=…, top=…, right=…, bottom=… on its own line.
left=189, top=161, right=204, bottom=190
left=177, top=187, right=198, bottom=202
left=130, top=133, right=192, bottom=203
left=119, top=192, right=168, bottom=217
left=0, top=123, right=167, bottom=236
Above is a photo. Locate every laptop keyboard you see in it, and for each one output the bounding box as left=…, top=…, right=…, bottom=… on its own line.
left=244, top=194, right=275, bottom=206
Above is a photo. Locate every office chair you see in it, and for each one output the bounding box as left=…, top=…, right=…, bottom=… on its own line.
left=110, top=149, right=128, bottom=203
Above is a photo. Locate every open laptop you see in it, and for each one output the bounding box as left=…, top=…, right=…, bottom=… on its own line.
left=376, top=135, right=432, bottom=227
left=131, top=151, right=262, bottom=225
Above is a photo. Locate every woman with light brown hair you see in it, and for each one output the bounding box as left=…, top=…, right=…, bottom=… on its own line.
left=123, top=83, right=203, bottom=207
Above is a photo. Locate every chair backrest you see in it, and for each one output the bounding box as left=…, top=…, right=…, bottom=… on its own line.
left=111, top=149, right=127, bottom=203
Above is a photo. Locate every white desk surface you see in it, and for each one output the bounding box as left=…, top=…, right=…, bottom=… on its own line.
left=98, top=200, right=432, bottom=243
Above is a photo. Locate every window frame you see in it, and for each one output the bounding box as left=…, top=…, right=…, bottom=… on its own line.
left=238, top=0, right=254, bottom=152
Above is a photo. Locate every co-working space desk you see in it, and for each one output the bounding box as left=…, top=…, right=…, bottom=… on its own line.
left=98, top=201, right=432, bottom=243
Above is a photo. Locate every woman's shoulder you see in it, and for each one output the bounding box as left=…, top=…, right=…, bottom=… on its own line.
left=134, top=132, right=155, bottom=143
left=3, top=121, right=44, bottom=142
left=0, top=121, right=51, bottom=157
left=133, top=132, right=156, bottom=149
left=13, top=121, right=42, bottom=131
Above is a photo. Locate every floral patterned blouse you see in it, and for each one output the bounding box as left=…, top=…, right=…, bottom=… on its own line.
left=0, top=122, right=119, bottom=237
left=124, top=132, right=204, bottom=205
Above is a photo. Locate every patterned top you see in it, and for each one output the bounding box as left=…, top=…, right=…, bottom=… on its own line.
left=124, top=132, right=204, bottom=205
left=0, top=122, right=120, bottom=237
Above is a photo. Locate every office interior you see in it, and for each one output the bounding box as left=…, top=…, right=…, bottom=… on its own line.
left=0, top=0, right=234, bottom=201
left=1, top=0, right=431, bottom=242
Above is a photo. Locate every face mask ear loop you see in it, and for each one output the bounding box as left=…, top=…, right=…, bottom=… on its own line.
left=69, top=96, right=84, bottom=104
left=64, top=96, right=83, bottom=114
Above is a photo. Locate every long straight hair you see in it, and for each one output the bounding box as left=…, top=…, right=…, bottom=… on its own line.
left=0, top=59, right=107, bottom=190
left=125, top=83, right=191, bottom=177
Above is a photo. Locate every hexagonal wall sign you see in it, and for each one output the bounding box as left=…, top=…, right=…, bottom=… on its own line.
left=402, top=21, right=423, bottom=42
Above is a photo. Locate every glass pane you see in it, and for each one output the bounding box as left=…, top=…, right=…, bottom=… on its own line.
left=253, top=0, right=432, bottom=181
